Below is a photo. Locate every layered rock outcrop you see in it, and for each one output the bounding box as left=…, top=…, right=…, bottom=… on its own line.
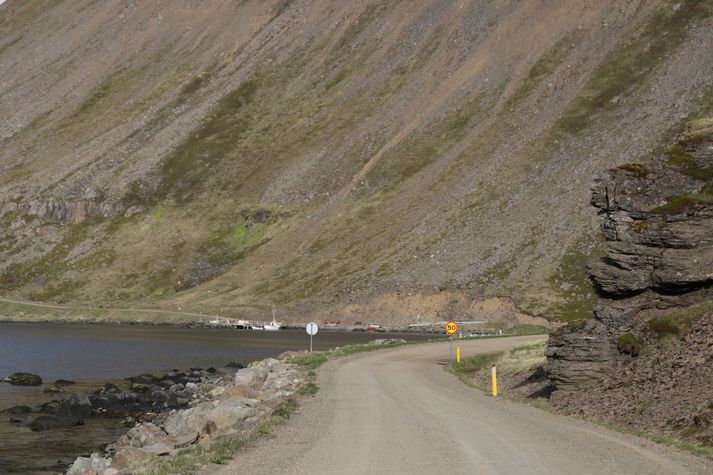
left=1, top=198, right=125, bottom=224
left=546, top=119, right=713, bottom=390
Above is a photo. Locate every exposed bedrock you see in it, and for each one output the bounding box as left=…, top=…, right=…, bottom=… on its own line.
left=1, top=198, right=125, bottom=224
left=546, top=119, right=713, bottom=391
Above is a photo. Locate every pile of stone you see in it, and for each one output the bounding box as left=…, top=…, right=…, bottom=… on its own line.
left=368, top=338, right=407, bottom=345
left=66, top=356, right=307, bottom=474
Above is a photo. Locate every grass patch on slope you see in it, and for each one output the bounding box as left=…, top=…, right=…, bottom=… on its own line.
left=366, top=91, right=486, bottom=188
left=545, top=236, right=604, bottom=322
left=647, top=298, right=713, bottom=338
left=289, top=342, right=409, bottom=370
left=0, top=218, right=101, bottom=297
left=650, top=192, right=713, bottom=214
left=177, top=208, right=280, bottom=290
left=505, top=30, right=580, bottom=109
left=0, top=0, right=55, bottom=37
left=450, top=341, right=546, bottom=388
left=322, top=1, right=391, bottom=90
left=556, top=0, right=713, bottom=135
left=450, top=352, right=503, bottom=387
left=159, top=78, right=261, bottom=201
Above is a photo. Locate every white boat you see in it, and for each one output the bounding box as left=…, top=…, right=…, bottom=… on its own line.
left=250, top=323, right=264, bottom=330
left=263, top=306, right=282, bottom=331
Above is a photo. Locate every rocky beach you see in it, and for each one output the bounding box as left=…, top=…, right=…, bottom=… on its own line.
left=1, top=323, right=441, bottom=474
left=2, top=354, right=309, bottom=474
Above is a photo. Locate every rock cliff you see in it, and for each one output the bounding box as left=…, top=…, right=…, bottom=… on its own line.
left=546, top=118, right=713, bottom=390
left=1, top=198, right=125, bottom=224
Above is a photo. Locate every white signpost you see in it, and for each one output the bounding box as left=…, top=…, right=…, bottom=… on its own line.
left=306, top=322, right=319, bottom=352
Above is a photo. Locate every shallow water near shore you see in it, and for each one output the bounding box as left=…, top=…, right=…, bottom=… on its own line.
left=0, top=322, right=439, bottom=473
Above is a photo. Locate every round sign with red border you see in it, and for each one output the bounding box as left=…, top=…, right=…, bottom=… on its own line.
left=445, top=321, right=458, bottom=335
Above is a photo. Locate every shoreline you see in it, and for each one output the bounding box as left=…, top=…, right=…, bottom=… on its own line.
left=1, top=330, right=440, bottom=474
left=0, top=317, right=548, bottom=337
left=62, top=351, right=319, bottom=474
left=0, top=297, right=551, bottom=335
left=0, top=317, right=454, bottom=335
left=1, top=354, right=310, bottom=474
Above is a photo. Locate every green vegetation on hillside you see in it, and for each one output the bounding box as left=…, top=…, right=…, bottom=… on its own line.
left=557, top=0, right=713, bottom=135
left=160, top=78, right=261, bottom=201
left=545, top=236, right=603, bottom=322
left=367, top=91, right=486, bottom=188
left=0, top=218, right=99, bottom=300
left=0, top=0, right=55, bottom=37
left=647, top=298, right=713, bottom=338
left=651, top=131, right=713, bottom=214
left=1, top=0, right=711, bottom=323
left=505, top=30, right=580, bottom=110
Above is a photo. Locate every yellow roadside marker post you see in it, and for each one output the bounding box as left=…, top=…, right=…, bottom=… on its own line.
left=491, top=365, right=498, bottom=397
left=456, top=346, right=460, bottom=364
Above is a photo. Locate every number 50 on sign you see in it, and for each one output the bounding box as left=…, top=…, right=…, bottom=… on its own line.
left=445, top=321, right=458, bottom=335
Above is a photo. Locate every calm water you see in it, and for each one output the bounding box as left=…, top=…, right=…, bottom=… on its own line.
left=0, top=322, right=439, bottom=473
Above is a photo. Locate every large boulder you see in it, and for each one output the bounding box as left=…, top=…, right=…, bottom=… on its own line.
left=30, top=415, right=77, bottom=431
left=29, top=393, right=92, bottom=431
left=89, top=390, right=140, bottom=417
left=1, top=372, right=42, bottom=386
left=123, top=422, right=167, bottom=448
left=66, top=453, right=110, bottom=475
left=61, top=393, right=93, bottom=420
left=43, top=384, right=65, bottom=394
left=163, top=397, right=257, bottom=438
left=234, top=367, right=268, bottom=388
left=369, top=338, right=407, bottom=345
left=110, top=446, right=155, bottom=472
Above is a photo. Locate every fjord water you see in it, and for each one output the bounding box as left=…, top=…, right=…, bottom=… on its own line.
left=0, top=322, right=440, bottom=402
left=0, top=322, right=437, bottom=473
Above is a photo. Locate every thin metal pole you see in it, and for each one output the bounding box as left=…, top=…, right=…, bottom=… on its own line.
left=449, top=336, right=453, bottom=369
left=310, top=334, right=313, bottom=353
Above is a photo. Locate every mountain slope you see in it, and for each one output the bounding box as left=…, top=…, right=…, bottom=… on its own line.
left=1, top=0, right=712, bottom=322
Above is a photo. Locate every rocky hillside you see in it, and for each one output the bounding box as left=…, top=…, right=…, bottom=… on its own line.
left=545, top=118, right=713, bottom=446
left=1, top=0, right=712, bottom=322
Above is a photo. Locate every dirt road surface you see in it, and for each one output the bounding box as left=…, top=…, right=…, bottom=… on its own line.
left=210, top=336, right=713, bottom=475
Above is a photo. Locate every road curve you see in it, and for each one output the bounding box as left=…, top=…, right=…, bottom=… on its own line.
left=211, top=336, right=713, bottom=475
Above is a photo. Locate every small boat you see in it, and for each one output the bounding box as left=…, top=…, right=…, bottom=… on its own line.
left=263, top=306, right=282, bottom=331
left=250, top=323, right=264, bottom=330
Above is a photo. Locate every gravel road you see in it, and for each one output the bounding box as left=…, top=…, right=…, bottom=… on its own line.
left=209, top=336, right=713, bottom=474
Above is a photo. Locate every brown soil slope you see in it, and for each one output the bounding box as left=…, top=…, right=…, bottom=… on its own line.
left=0, top=0, right=712, bottom=322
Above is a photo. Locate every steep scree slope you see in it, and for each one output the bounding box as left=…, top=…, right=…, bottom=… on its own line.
left=0, top=0, right=712, bottom=321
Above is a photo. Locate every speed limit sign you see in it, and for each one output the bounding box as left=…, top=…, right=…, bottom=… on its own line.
left=445, top=321, right=458, bottom=335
